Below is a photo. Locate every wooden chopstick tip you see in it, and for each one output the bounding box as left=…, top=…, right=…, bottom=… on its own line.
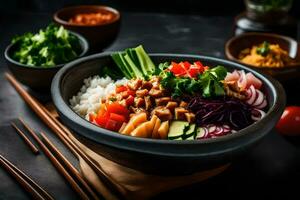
left=11, top=122, right=39, bottom=155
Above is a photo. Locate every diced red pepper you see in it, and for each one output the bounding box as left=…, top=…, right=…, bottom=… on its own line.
left=95, top=115, right=108, bottom=127
left=106, top=102, right=129, bottom=116
left=116, top=85, right=127, bottom=93
left=127, top=90, right=135, bottom=96
left=105, top=118, right=122, bottom=131
left=125, top=95, right=134, bottom=106
left=110, top=113, right=126, bottom=123
left=89, top=113, right=97, bottom=122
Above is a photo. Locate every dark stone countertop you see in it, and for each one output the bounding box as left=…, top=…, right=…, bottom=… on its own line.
left=0, top=12, right=300, bottom=200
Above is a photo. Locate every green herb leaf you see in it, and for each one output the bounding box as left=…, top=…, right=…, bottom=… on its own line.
left=256, top=41, right=270, bottom=57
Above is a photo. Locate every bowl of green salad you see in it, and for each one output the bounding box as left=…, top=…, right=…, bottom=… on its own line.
left=5, top=23, right=89, bottom=90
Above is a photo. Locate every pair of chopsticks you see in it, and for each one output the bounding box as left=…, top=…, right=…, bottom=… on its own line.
left=0, top=154, right=54, bottom=200
left=5, top=72, right=125, bottom=199
left=15, top=117, right=99, bottom=200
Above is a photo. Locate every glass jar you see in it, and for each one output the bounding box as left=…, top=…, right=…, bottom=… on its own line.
left=244, top=0, right=293, bottom=23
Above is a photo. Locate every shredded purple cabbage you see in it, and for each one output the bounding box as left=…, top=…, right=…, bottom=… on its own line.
left=187, top=96, right=254, bottom=130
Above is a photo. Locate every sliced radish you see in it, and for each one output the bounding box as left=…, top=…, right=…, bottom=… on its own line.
left=213, top=126, right=224, bottom=135
left=253, top=89, right=264, bottom=106
left=238, top=70, right=247, bottom=90
left=223, top=124, right=230, bottom=129
left=203, top=127, right=209, bottom=138
left=208, top=125, right=217, bottom=133
left=246, top=85, right=257, bottom=105
left=257, top=99, right=267, bottom=109
left=246, top=73, right=262, bottom=89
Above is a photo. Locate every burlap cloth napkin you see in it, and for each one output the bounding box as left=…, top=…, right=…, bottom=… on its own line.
left=68, top=134, right=229, bottom=200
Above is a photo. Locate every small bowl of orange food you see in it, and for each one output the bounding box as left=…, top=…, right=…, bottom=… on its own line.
left=54, top=5, right=120, bottom=51
left=225, top=32, right=300, bottom=81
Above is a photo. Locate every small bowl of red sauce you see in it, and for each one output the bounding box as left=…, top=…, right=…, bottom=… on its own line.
left=54, top=5, right=120, bottom=51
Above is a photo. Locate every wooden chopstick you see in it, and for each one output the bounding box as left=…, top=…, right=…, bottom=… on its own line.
left=11, top=122, right=39, bottom=155
left=16, top=118, right=89, bottom=200
left=5, top=73, right=124, bottom=199
left=0, top=154, right=54, bottom=200
left=40, top=132, right=99, bottom=200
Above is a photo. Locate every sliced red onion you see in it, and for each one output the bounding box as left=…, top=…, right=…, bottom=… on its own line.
left=251, top=109, right=266, bottom=121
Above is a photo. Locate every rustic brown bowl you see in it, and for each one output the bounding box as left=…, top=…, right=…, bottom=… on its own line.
left=53, top=5, right=120, bottom=52
left=225, top=32, right=300, bottom=81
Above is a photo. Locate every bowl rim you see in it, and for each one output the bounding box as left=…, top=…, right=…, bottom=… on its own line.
left=225, top=32, right=300, bottom=70
left=53, top=5, right=121, bottom=27
left=4, top=30, right=89, bottom=70
left=51, top=52, right=286, bottom=156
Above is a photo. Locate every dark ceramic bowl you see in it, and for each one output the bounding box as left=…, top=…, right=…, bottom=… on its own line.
left=225, top=32, right=300, bottom=81
left=53, top=5, right=120, bottom=51
left=5, top=31, right=89, bottom=91
left=51, top=53, right=285, bottom=175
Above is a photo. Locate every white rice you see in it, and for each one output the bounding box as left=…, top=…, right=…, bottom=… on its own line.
left=69, top=75, right=128, bottom=119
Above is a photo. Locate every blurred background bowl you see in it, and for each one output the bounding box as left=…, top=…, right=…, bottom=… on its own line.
left=53, top=5, right=121, bottom=52
left=225, top=32, right=300, bottom=81
left=4, top=31, right=89, bottom=91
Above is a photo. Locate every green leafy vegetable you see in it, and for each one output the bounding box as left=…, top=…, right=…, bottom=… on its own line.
left=256, top=41, right=270, bottom=57
left=12, top=23, right=81, bottom=67
left=161, top=65, right=227, bottom=98
left=111, top=45, right=156, bottom=79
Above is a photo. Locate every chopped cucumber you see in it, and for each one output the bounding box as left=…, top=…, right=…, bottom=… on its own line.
left=111, top=45, right=156, bottom=79
left=168, top=121, right=189, bottom=139
left=124, top=54, right=144, bottom=78
left=196, top=127, right=206, bottom=139
left=186, top=135, right=195, bottom=140
left=184, top=124, right=196, bottom=138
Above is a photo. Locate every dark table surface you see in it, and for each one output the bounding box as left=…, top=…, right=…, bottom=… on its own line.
left=1, top=12, right=300, bottom=200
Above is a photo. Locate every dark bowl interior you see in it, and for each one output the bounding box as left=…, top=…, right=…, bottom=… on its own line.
left=5, top=31, right=89, bottom=91
left=51, top=53, right=286, bottom=175
left=225, top=32, right=300, bottom=81
left=53, top=5, right=121, bottom=51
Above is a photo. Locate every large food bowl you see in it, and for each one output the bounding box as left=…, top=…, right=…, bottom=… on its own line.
left=51, top=53, right=285, bottom=175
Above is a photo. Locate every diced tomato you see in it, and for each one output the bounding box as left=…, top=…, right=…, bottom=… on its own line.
left=194, top=61, right=204, bottom=68
left=170, top=62, right=186, bottom=75
left=106, top=102, right=129, bottom=116
left=95, top=115, right=108, bottom=127
left=116, top=85, right=127, bottom=93
left=125, top=95, right=134, bottom=106
left=188, top=66, right=200, bottom=78
left=204, top=66, right=210, bottom=71
left=110, top=113, right=126, bottom=123
left=183, top=61, right=191, bottom=70
left=105, top=119, right=122, bottom=131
